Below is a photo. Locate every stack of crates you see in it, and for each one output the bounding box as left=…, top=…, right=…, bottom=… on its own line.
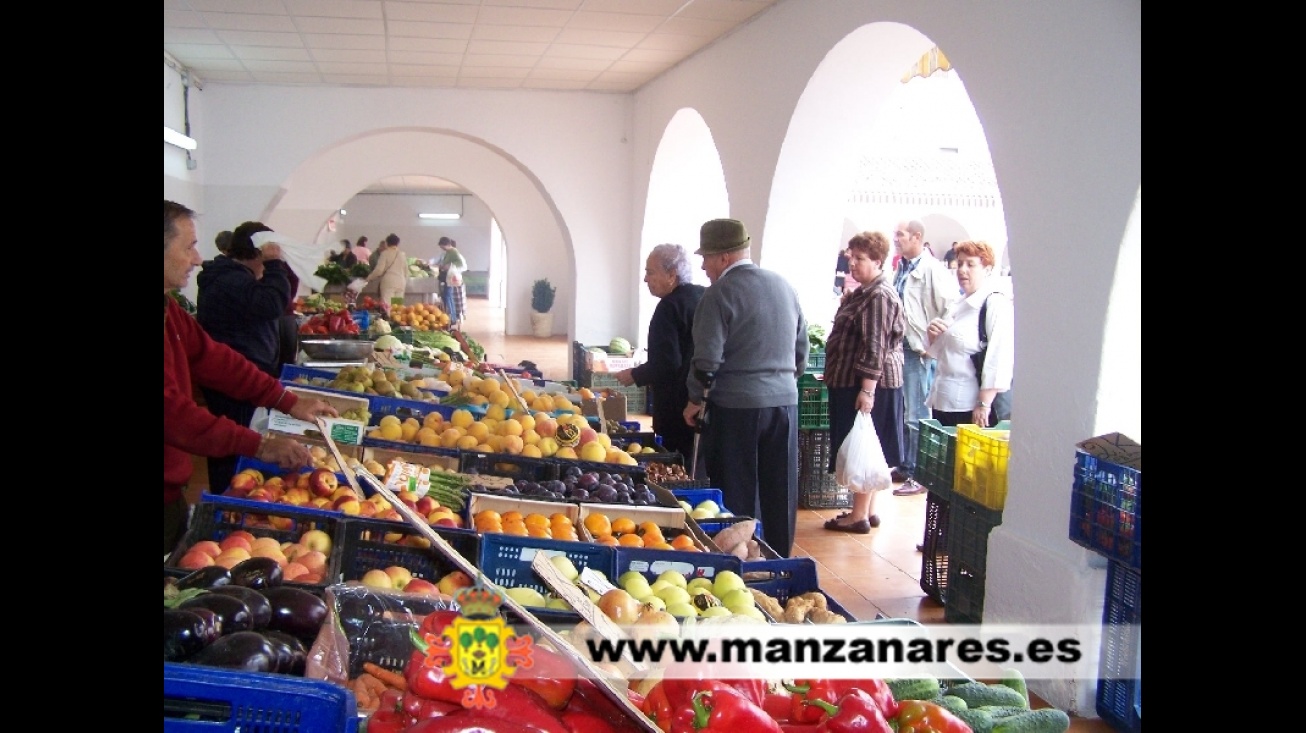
left=581, top=371, right=648, bottom=415
left=1067, top=434, right=1141, bottom=732
left=797, top=428, right=848, bottom=509
left=917, top=419, right=957, bottom=604
left=941, top=421, right=1011, bottom=624
left=797, top=373, right=829, bottom=430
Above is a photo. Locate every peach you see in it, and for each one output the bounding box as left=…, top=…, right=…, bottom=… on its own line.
left=191, top=540, right=223, bottom=558
left=299, top=572, right=324, bottom=585
left=178, top=549, right=215, bottom=570
left=298, top=550, right=328, bottom=573
left=434, top=516, right=461, bottom=529
left=414, top=496, right=438, bottom=516
left=578, top=427, right=598, bottom=446
left=219, top=535, right=253, bottom=553
left=251, top=536, right=283, bottom=553
left=282, top=562, right=310, bottom=582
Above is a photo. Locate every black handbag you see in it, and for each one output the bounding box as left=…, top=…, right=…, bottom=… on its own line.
left=970, top=294, right=1012, bottom=420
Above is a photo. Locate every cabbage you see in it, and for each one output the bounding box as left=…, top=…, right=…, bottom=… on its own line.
left=374, top=334, right=402, bottom=351
left=370, top=319, right=392, bottom=336
left=609, top=337, right=632, bottom=354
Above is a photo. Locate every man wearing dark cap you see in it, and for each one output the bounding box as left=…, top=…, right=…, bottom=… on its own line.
left=683, top=219, right=809, bottom=557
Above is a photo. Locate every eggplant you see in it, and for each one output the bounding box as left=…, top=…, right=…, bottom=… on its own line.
left=177, top=593, right=253, bottom=634
left=229, top=556, right=284, bottom=590
left=260, top=586, right=328, bottom=644
left=262, top=630, right=308, bottom=675
left=164, top=609, right=210, bottom=662
left=185, top=606, right=223, bottom=643
left=210, top=585, right=273, bottom=630
left=176, top=565, right=233, bottom=591
left=189, top=630, right=278, bottom=672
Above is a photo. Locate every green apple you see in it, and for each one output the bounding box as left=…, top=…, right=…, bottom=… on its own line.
left=694, top=500, right=720, bottom=515
left=686, top=577, right=715, bottom=594
left=656, top=570, right=687, bottom=589
left=655, top=585, right=691, bottom=608
left=720, top=588, right=755, bottom=613
left=624, top=576, right=654, bottom=601
left=699, top=606, right=733, bottom=618
left=505, top=586, right=547, bottom=608
left=665, top=602, right=698, bottom=618
left=732, top=606, right=767, bottom=622
left=550, top=555, right=579, bottom=583
left=712, top=570, right=746, bottom=599
left=648, top=579, right=673, bottom=596
left=678, top=501, right=693, bottom=513
left=618, top=570, right=644, bottom=588
left=690, top=508, right=716, bottom=520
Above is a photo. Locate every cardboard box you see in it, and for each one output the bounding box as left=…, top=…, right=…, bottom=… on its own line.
left=268, top=386, right=369, bottom=445
left=1076, top=432, right=1141, bottom=471
left=581, top=391, right=628, bottom=422
left=582, top=346, right=641, bottom=373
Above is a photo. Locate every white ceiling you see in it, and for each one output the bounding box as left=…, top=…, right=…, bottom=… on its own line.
left=164, top=0, right=781, bottom=93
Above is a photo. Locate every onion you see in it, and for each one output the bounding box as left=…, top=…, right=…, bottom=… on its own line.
left=631, top=608, right=681, bottom=642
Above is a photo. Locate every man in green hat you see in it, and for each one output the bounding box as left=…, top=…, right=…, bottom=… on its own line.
left=683, top=218, right=808, bottom=557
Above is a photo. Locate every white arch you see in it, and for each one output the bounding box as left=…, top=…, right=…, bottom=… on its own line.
left=262, top=128, right=575, bottom=339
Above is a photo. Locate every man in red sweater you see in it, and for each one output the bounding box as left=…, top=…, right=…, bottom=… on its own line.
left=164, top=201, right=338, bottom=555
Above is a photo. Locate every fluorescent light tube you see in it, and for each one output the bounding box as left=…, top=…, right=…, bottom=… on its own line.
left=164, top=126, right=197, bottom=151
left=419, top=213, right=461, bottom=220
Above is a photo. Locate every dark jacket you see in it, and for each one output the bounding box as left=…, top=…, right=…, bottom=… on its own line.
left=630, top=283, right=706, bottom=456
left=196, top=255, right=293, bottom=376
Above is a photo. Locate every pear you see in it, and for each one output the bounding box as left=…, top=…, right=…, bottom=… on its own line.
left=712, top=570, right=746, bottom=599
left=655, top=570, right=687, bottom=589
left=549, top=555, right=580, bottom=583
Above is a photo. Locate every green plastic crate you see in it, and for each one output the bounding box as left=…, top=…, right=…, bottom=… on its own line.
left=798, top=373, right=829, bottom=430
left=942, top=495, right=1003, bottom=624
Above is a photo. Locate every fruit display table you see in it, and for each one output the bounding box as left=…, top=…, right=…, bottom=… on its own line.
left=323, top=278, right=441, bottom=306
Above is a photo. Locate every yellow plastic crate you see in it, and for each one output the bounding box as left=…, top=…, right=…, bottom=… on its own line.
left=953, top=424, right=1011, bottom=511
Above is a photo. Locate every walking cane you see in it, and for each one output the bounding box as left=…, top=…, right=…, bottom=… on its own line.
left=689, top=370, right=715, bottom=479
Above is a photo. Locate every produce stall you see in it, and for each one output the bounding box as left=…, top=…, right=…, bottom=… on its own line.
left=165, top=309, right=1081, bottom=733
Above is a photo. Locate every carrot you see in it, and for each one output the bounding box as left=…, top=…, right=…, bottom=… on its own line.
left=363, top=662, right=409, bottom=691
left=352, top=678, right=376, bottom=711
left=359, top=672, right=389, bottom=699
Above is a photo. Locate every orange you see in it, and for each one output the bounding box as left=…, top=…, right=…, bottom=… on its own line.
left=637, top=521, right=664, bottom=541
left=501, top=511, right=523, bottom=524
left=617, top=533, right=645, bottom=547
left=475, top=510, right=502, bottom=525
left=671, top=534, right=697, bottom=550
left=549, top=512, right=573, bottom=526
left=583, top=513, right=612, bottom=537
left=554, top=528, right=579, bottom=541
left=593, top=534, right=619, bottom=547
left=524, top=514, right=550, bottom=531
left=611, top=517, right=636, bottom=535
left=648, top=541, right=674, bottom=551
left=527, top=526, right=553, bottom=538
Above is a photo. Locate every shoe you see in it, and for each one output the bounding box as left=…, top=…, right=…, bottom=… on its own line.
left=916, top=543, right=924, bottom=552
left=890, top=467, right=911, bottom=483
left=893, top=479, right=927, bottom=496
left=824, top=517, right=871, bottom=534
left=867, top=515, right=881, bottom=528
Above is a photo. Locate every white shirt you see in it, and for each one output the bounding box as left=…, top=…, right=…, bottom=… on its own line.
left=924, top=284, right=1014, bottom=412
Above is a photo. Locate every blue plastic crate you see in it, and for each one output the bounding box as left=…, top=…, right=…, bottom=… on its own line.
left=350, top=309, right=369, bottom=331
left=1097, top=561, right=1142, bottom=733
left=164, top=662, right=358, bottom=732
left=741, top=557, right=855, bottom=622
left=696, top=516, right=764, bottom=541
left=615, top=545, right=740, bottom=582
left=231, top=456, right=353, bottom=494
left=336, top=517, right=479, bottom=585
left=1069, top=449, right=1142, bottom=571
left=479, top=533, right=616, bottom=602
left=164, top=498, right=344, bottom=590
left=460, top=451, right=559, bottom=481
left=671, top=488, right=726, bottom=512
left=280, top=364, right=340, bottom=383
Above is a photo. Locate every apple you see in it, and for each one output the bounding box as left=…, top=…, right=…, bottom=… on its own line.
left=436, top=570, right=473, bottom=597
left=263, top=476, right=285, bottom=491
left=384, top=566, right=414, bottom=590
left=229, top=470, right=262, bottom=493
left=251, top=536, right=283, bottom=554
left=245, top=488, right=274, bottom=502
left=311, top=497, right=332, bottom=509
left=300, top=572, right=324, bottom=585
left=178, top=549, right=215, bottom=570
left=302, top=529, right=333, bottom=556
left=414, top=496, right=438, bottom=516
left=298, top=550, right=327, bottom=573
left=434, top=516, right=461, bottom=529
left=577, top=427, right=598, bottom=446
left=361, top=569, right=394, bottom=589
left=403, top=578, right=440, bottom=596
left=191, top=540, right=223, bottom=558
left=333, top=496, right=362, bottom=515
left=309, top=468, right=339, bottom=497
left=369, top=496, right=393, bottom=512
left=397, top=490, right=421, bottom=505
left=283, top=488, right=311, bottom=505
left=357, top=501, right=379, bottom=518
left=330, top=487, right=357, bottom=502
left=282, top=562, right=310, bottom=582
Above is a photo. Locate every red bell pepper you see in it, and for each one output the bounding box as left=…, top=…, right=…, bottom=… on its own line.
left=892, top=700, right=971, bottom=733
left=461, top=682, right=571, bottom=733
left=779, top=724, right=821, bottom=733
left=803, top=689, right=893, bottom=733
left=640, top=682, right=674, bottom=732
left=784, top=680, right=897, bottom=723
left=404, top=689, right=463, bottom=720
left=405, top=648, right=463, bottom=705
left=404, top=711, right=550, bottom=733
left=763, top=689, right=796, bottom=722
left=366, top=707, right=414, bottom=733
left=673, top=686, right=784, bottom=733
left=510, top=645, right=578, bottom=710
left=562, top=709, right=618, bottom=733
left=567, top=678, right=644, bottom=733
left=419, top=610, right=463, bottom=639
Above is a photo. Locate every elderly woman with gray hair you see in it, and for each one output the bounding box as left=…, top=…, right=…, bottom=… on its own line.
left=615, top=244, right=707, bottom=460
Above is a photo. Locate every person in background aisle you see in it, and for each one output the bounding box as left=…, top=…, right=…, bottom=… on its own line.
left=352, top=236, right=372, bottom=267
left=890, top=219, right=957, bottom=497
left=165, top=201, right=338, bottom=555
left=337, top=239, right=358, bottom=269
left=360, top=233, right=409, bottom=310
left=214, top=230, right=233, bottom=257
left=683, top=219, right=808, bottom=557
left=943, top=241, right=959, bottom=270
left=924, top=240, right=1013, bottom=429
left=252, top=229, right=304, bottom=377
left=615, top=244, right=706, bottom=462
left=437, top=237, right=468, bottom=328
left=195, top=220, right=299, bottom=497
left=822, top=231, right=905, bottom=533
left=833, top=245, right=860, bottom=296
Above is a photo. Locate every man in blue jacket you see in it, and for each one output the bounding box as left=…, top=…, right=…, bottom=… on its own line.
left=683, top=219, right=808, bottom=557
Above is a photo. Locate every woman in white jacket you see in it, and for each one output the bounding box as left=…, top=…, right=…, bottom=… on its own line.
left=924, top=240, right=1013, bottom=428
left=363, top=233, right=409, bottom=310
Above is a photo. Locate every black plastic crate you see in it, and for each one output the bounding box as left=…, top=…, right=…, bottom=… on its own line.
left=554, top=458, right=647, bottom=483
left=919, top=490, right=950, bottom=605
left=798, top=429, right=849, bottom=509
left=943, top=495, right=1003, bottom=624
left=335, top=517, right=480, bottom=585
left=1097, top=561, right=1142, bottom=733
left=798, top=373, right=829, bottom=430
left=459, top=450, right=560, bottom=481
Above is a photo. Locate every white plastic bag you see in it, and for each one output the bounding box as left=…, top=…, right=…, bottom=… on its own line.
left=346, top=277, right=367, bottom=293
left=834, top=411, right=893, bottom=494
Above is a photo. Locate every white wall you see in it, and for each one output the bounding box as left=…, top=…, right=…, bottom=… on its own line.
left=165, top=0, right=1140, bottom=713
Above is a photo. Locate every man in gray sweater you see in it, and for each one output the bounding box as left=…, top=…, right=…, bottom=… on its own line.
left=684, top=219, right=809, bottom=557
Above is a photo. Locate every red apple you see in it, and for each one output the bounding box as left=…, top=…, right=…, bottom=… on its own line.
left=309, top=468, right=339, bottom=497
left=361, top=569, right=394, bottom=589
left=300, top=529, right=332, bottom=554
left=229, top=471, right=262, bottom=493
left=333, top=496, right=362, bottom=515
left=436, top=570, right=473, bottom=597
left=219, top=535, right=253, bottom=553
left=414, top=496, right=438, bottom=516
left=384, top=566, right=414, bottom=590
left=397, top=490, right=421, bottom=505
left=434, top=516, right=462, bottom=529
left=403, top=578, right=440, bottom=596
left=245, top=488, right=273, bottom=502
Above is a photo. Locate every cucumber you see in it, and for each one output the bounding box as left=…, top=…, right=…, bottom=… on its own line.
left=997, top=668, right=1030, bottom=706
left=977, top=705, right=1037, bottom=719
left=947, top=682, right=1029, bottom=709
left=954, top=708, right=996, bottom=733
left=991, top=708, right=1071, bottom=733
left=886, top=676, right=942, bottom=701
left=934, top=695, right=968, bottom=714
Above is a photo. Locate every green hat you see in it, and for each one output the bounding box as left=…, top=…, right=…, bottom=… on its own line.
left=696, top=218, right=750, bottom=255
